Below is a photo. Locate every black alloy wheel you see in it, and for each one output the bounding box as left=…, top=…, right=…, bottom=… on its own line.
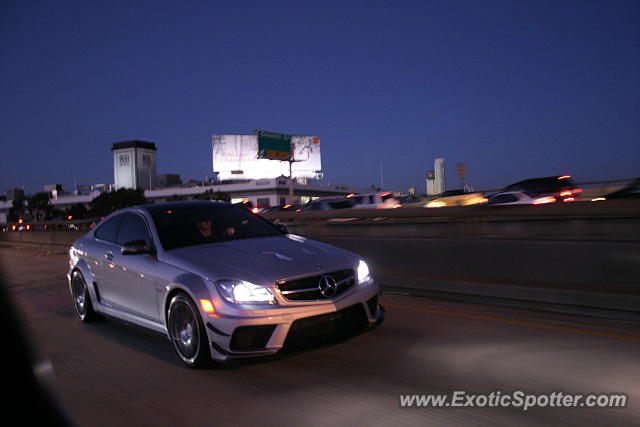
left=71, top=271, right=97, bottom=322
left=167, top=293, right=209, bottom=368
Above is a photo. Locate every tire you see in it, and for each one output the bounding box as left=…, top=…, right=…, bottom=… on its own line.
left=167, top=293, right=210, bottom=368
left=70, top=270, right=97, bottom=322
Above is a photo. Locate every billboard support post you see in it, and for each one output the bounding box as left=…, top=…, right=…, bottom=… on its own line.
left=288, top=159, right=294, bottom=204
left=456, top=162, right=467, bottom=190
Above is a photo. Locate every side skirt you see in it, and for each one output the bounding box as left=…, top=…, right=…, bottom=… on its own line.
left=94, top=302, right=168, bottom=336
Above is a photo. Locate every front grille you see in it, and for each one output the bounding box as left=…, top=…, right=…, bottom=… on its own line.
left=277, top=269, right=355, bottom=301
left=283, top=303, right=368, bottom=349
left=229, top=324, right=276, bottom=351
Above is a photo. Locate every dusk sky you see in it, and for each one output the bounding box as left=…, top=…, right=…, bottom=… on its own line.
left=1, top=0, right=638, bottom=194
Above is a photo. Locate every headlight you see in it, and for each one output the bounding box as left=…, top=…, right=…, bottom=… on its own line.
left=215, top=280, right=276, bottom=305
left=357, top=260, right=370, bottom=283
left=427, top=200, right=446, bottom=208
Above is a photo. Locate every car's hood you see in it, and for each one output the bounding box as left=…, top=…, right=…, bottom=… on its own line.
left=162, top=234, right=358, bottom=285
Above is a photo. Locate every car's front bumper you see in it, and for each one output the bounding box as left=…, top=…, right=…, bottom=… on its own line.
left=204, top=281, right=382, bottom=361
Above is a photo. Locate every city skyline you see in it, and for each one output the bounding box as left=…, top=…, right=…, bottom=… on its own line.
left=2, top=1, right=638, bottom=194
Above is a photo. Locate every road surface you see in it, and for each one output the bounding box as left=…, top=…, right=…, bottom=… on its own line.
left=1, top=247, right=638, bottom=426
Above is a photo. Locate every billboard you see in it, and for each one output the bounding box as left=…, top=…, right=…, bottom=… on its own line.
left=212, top=134, right=321, bottom=180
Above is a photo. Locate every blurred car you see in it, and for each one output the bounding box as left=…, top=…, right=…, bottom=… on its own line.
left=595, top=178, right=640, bottom=200
left=68, top=201, right=382, bottom=367
left=426, top=190, right=487, bottom=208
left=301, top=197, right=355, bottom=211
left=349, top=192, right=400, bottom=209
left=485, top=191, right=557, bottom=206
left=501, top=175, right=581, bottom=202
left=397, top=194, right=428, bottom=207
left=8, top=219, right=32, bottom=231
left=233, top=200, right=262, bottom=213
left=260, top=203, right=303, bottom=214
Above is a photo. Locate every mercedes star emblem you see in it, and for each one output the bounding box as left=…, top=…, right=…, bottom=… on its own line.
left=318, top=275, right=338, bottom=298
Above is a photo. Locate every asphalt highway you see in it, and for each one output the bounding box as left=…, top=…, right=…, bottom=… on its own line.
left=1, top=247, right=639, bottom=426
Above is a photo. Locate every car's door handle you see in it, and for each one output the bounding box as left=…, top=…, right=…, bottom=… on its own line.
left=104, top=251, right=114, bottom=261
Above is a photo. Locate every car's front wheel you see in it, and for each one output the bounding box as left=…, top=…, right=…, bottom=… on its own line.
left=70, top=270, right=97, bottom=322
left=167, top=293, right=209, bottom=368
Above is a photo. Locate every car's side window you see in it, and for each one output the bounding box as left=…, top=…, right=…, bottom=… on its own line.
left=498, top=194, right=518, bottom=203
left=94, top=214, right=124, bottom=242
left=116, top=214, right=152, bottom=246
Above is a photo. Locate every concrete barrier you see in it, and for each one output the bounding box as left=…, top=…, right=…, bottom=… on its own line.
left=264, top=200, right=640, bottom=315
left=0, top=229, right=84, bottom=252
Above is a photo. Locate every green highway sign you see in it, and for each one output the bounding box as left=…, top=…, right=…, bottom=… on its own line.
left=256, top=130, right=292, bottom=160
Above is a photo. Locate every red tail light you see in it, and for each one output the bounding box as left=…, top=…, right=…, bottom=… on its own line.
left=560, top=191, right=572, bottom=197
left=572, top=188, right=582, bottom=194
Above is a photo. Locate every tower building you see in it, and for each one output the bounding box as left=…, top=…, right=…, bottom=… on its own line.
left=112, top=140, right=157, bottom=190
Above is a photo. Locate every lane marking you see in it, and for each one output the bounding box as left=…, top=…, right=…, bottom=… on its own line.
left=385, top=303, right=640, bottom=343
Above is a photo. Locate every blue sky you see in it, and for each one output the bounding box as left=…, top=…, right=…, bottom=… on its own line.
left=1, top=0, right=638, bottom=193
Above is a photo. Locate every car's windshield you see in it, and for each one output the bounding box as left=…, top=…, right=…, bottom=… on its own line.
left=148, top=203, right=283, bottom=250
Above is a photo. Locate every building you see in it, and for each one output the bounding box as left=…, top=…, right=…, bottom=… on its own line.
left=426, top=170, right=437, bottom=196
left=112, top=140, right=157, bottom=190
left=43, top=184, right=64, bottom=193
left=157, top=174, right=182, bottom=188
left=0, top=200, right=10, bottom=223
left=75, top=183, right=114, bottom=195
left=434, top=158, right=446, bottom=194
left=5, top=188, right=25, bottom=201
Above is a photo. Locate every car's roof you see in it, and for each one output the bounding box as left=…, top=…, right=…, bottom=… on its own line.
left=438, top=189, right=467, bottom=197
left=144, top=200, right=234, bottom=214
left=491, top=191, right=527, bottom=196
left=506, top=175, right=576, bottom=185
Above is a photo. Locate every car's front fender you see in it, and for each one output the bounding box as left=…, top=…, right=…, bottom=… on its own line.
left=68, top=249, right=100, bottom=305
left=161, top=272, right=212, bottom=326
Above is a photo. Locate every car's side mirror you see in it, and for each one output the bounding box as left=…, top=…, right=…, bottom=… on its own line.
left=275, top=223, right=289, bottom=234
left=121, top=239, right=152, bottom=255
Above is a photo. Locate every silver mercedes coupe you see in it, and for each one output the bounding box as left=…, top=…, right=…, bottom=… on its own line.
left=68, top=201, right=383, bottom=367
